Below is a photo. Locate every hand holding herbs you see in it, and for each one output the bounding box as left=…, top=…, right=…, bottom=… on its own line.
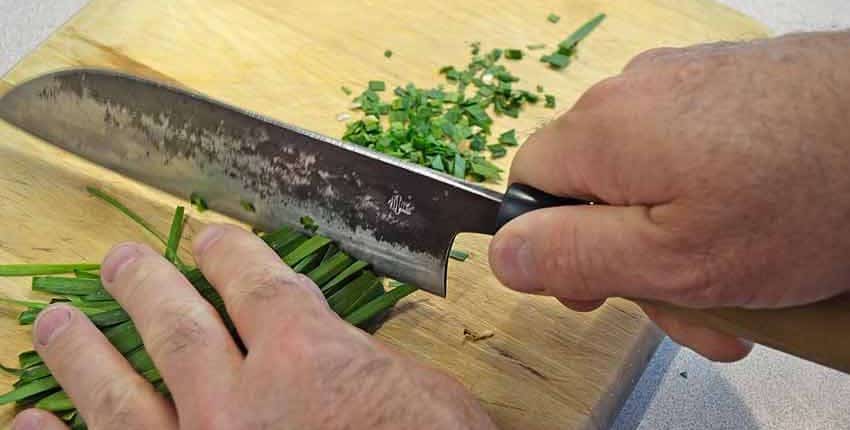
left=489, top=32, right=850, bottom=363
left=1, top=189, right=496, bottom=430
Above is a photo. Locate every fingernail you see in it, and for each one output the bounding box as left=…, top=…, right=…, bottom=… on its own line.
left=193, top=225, right=227, bottom=258
left=13, top=410, right=41, bottom=430
left=101, top=243, right=141, bottom=284
left=35, top=306, right=72, bottom=347
left=491, top=234, right=540, bottom=293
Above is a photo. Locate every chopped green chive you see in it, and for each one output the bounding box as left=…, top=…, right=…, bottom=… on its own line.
left=0, top=264, right=100, bottom=277
left=559, top=13, right=606, bottom=52
left=526, top=43, right=546, bottom=50
left=449, top=250, right=470, bottom=261
left=452, top=154, right=467, bottom=179
left=283, top=236, right=331, bottom=266
left=164, top=207, right=185, bottom=265
left=300, top=215, right=318, bottom=233
left=541, top=13, right=606, bottom=71
left=368, top=80, right=386, bottom=91
left=384, top=49, right=393, bottom=58
left=504, top=49, right=523, bottom=60
left=344, top=283, right=417, bottom=327
left=86, top=187, right=167, bottom=246
left=240, top=200, right=256, bottom=213
left=32, top=277, right=101, bottom=296
left=73, top=270, right=99, bottom=279
left=328, top=272, right=379, bottom=315
left=487, top=144, right=507, bottom=158
left=18, top=351, right=41, bottom=369
left=307, top=252, right=353, bottom=285
left=430, top=155, right=445, bottom=172
left=545, top=94, right=556, bottom=108
left=341, top=86, right=352, bottom=95
left=0, top=363, right=22, bottom=376
left=189, top=192, right=208, bottom=212
left=321, top=260, right=369, bottom=296
left=547, top=13, right=560, bottom=23
left=469, top=158, right=502, bottom=181
left=498, top=129, right=518, bottom=146
left=0, top=376, right=58, bottom=404
left=541, top=53, right=571, bottom=69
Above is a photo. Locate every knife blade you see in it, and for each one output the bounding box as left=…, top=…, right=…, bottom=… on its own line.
left=0, top=69, right=581, bottom=296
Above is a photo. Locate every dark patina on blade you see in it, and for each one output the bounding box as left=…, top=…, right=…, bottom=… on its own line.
left=0, top=69, right=504, bottom=296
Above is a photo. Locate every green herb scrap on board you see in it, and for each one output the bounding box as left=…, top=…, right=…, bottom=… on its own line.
left=0, top=187, right=417, bottom=429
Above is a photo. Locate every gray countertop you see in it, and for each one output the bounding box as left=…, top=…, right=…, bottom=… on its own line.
left=1, top=1, right=849, bottom=429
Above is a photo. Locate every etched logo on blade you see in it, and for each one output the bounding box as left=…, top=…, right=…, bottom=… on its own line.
left=387, top=193, right=414, bottom=216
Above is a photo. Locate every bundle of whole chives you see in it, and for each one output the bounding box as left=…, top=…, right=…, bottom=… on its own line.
left=0, top=187, right=417, bottom=429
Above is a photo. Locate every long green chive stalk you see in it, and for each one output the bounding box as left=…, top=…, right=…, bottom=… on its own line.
left=0, top=187, right=417, bottom=429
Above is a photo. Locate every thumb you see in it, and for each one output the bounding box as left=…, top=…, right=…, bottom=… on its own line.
left=489, top=204, right=692, bottom=303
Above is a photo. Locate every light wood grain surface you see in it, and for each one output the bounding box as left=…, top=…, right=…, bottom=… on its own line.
left=0, top=1, right=767, bottom=428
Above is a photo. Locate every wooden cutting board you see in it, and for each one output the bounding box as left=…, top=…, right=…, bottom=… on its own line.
left=0, top=1, right=766, bottom=428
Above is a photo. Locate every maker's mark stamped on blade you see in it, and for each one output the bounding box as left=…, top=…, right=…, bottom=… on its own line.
left=387, top=193, right=414, bottom=216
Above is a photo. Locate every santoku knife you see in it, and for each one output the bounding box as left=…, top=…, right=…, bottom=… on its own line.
left=1, top=69, right=848, bottom=374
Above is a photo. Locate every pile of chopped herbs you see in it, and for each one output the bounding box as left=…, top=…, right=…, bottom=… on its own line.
left=341, top=13, right=606, bottom=182
left=0, top=187, right=417, bottom=429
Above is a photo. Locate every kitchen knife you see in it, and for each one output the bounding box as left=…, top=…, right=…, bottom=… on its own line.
left=0, top=68, right=584, bottom=297
left=1, top=69, right=848, bottom=374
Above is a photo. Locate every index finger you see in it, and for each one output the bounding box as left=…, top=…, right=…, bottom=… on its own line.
left=100, top=243, right=242, bottom=418
left=510, top=74, right=676, bottom=207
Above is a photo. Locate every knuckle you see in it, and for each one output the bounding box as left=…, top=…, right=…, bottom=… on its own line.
left=626, top=47, right=680, bottom=69
left=229, top=264, right=325, bottom=311
left=112, top=254, right=171, bottom=296
left=271, top=315, right=322, bottom=356
left=653, top=239, right=739, bottom=307
left=232, top=264, right=298, bottom=302
left=144, top=300, right=211, bottom=358
left=672, top=57, right=713, bottom=89
left=193, top=409, right=238, bottom=430
left=87, top=374, right=149, bottom=429
left=574, top=76, right=628, bottom=110
left=296, top=274, right=328, bottom=305
left=264, top=316, right=353, bottom=365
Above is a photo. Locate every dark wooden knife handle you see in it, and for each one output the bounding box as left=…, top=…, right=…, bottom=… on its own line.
left=496, top=183, right=850, bottom=374
left=495, top=183, right=591, bottom=228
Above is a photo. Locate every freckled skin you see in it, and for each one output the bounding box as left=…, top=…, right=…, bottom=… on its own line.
left=491, top=31, right=850, bottom=362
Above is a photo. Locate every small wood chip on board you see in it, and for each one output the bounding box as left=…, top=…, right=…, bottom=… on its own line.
left=464, top=328, right=495, bottom=342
